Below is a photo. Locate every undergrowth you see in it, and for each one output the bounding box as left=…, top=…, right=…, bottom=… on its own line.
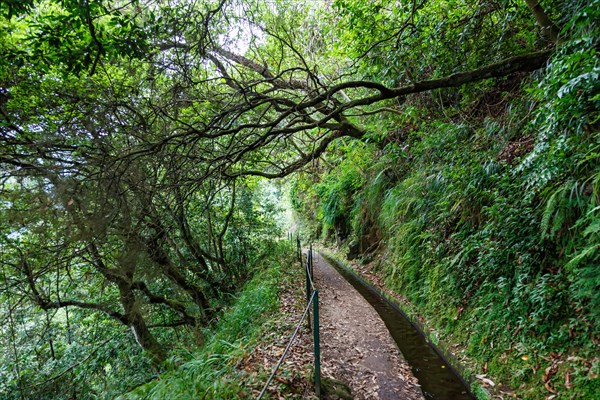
left=292, top=2, right=599, bottom=398
left=122, top=241, right=300, bottom=399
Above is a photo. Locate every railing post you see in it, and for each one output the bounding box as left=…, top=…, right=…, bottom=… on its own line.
left=305, top=259, right=312, bottom=332
left=309, top=243, right=313, bottom=280
left=313, top=290, right=321, bottom=398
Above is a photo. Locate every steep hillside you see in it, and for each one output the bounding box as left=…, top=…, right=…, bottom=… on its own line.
left=291, top=2, right=599, bottom=398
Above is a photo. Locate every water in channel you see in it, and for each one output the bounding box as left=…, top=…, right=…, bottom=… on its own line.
left=320, top=253, right=474, bottom=400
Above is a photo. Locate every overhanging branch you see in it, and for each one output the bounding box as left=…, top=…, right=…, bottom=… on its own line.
left=219, top=50, right=551, bottom=178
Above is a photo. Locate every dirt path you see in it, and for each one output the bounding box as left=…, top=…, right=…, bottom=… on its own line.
left=313, top=252, right=424, bottom=400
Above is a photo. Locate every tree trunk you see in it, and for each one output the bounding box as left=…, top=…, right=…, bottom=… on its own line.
left=143, top=232, right=212, bottom=321
left=524, top=0, right=560, bottom=42
left=118, top=282, right=167, bottom=365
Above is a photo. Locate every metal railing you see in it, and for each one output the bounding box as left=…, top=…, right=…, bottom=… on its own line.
left=257, top=238, right=321, bottom=399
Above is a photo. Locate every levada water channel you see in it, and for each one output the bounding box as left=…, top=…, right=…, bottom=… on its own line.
left=320, top=252, right=474, bottom=400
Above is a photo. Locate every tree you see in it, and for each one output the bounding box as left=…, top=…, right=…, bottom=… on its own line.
left=0, top=0, right=569, bottom=397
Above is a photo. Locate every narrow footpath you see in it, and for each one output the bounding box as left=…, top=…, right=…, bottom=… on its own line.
left=313, top=252, right=424, bottom=400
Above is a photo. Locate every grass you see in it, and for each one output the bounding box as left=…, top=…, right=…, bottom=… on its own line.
left=293, top=28, right=600, bottom=396
left=121, top=241, right=303, bottom=400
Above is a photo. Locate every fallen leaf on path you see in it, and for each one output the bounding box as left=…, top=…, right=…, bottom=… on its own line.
left=544, top=381, right=557, bottom=394
left=563, top=370, right=572, bottom=389
left=481, top=377, right=495, bottom=387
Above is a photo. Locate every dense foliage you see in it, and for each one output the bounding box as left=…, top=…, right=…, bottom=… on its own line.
left=1, top=0, right=597, bottom=398
left=1, top=1, right=289, bottom=396
left=292, top=1, right=599, bottom=398
left=124, top=241, right=299, bottom=399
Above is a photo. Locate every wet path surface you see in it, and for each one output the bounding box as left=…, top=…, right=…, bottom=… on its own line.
left=314, top=252, right=424, bottom=400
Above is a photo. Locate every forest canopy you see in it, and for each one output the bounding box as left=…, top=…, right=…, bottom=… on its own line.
left=1, top=0, right=598, bottom=399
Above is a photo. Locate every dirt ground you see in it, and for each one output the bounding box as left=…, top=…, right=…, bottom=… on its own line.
left=313, top=252, right=424, bottom=400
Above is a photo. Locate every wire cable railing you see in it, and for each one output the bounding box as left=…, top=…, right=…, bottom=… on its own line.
left=257, top=238, right=321, bottom=399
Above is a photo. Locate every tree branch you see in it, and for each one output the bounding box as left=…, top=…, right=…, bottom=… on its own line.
left=222, top=50, right=551, bottom=178
left=40, top=300, right=127, bottom=324
left=524, top=0, right=560, bottom=42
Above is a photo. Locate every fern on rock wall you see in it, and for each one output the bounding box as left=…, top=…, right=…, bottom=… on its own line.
left=292, top=1, right=599, bottom=397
